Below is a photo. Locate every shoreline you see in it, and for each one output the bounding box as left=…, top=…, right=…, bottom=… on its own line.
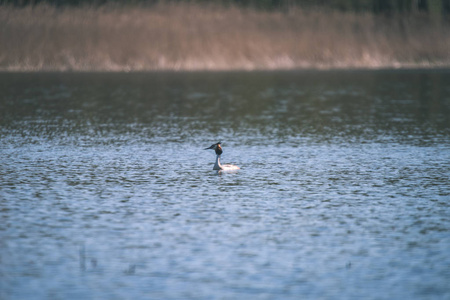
left=2, top=65, right=450, bottom=74
left=3, top=60, right=450, bottom=72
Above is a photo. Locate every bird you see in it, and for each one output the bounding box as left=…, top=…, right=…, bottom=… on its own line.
left=204, top=142, right=240, bottom=171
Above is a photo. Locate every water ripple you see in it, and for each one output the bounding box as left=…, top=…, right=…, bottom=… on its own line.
left=1, top=71, right=449, bottom=299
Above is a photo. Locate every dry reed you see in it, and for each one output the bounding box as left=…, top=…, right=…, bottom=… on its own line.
left=1, top=3, right=449, bottom=71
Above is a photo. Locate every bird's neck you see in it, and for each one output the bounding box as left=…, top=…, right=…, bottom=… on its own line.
left=213, top=155, right=223, bottom=170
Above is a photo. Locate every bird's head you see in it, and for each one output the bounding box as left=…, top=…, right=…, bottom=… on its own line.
left=204, top=141, right=223, bottom=155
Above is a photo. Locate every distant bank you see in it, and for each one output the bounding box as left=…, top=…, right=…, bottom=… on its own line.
left=1, top=3, right=450, bottom=71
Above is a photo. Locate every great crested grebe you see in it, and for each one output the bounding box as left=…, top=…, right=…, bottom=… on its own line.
left=204, top=142, right=240, bottom=171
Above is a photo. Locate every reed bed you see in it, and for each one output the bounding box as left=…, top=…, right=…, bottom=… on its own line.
left=1, top=3, right=449, bottom=71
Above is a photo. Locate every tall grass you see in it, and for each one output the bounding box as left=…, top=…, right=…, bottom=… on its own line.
left=1, top=3, right=449, bottom=71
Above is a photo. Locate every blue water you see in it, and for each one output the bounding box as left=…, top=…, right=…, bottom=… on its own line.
left=1, top=70, right=449, bottom=299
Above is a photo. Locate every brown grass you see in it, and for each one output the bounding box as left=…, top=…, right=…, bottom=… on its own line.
left=1, top=3, right=449, bottom=71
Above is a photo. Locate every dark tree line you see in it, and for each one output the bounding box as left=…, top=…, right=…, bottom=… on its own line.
left=2, top=0, right=450, bottom=15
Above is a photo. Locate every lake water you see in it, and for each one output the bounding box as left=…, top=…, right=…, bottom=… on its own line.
left=1, top=70, right=449, bottom=299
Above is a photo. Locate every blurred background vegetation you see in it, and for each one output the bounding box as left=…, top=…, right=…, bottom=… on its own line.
left=2, top=0, right=450, bottom=16
left=1, top=0, right=449, bottom=71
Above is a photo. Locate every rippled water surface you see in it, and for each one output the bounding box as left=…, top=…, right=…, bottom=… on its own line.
left=1, top=70, right=449, bottom=299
